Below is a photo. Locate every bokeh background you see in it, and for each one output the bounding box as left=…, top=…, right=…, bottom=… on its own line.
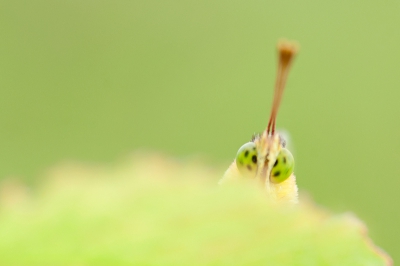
left=1, top=0, right=399, bottom=261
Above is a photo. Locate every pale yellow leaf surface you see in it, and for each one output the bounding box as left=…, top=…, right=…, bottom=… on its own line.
left=0, top=153, right=392, bottom=265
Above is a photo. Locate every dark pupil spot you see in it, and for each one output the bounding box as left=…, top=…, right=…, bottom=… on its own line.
left=244, top=150, right=249, bottom=157
left=283, top=156, right=287, bottom=164
left=273, top=171, right=280, bottom=177
left=252, top=155, right=257, bottom=163
left=247, top=165, right=252, bottom=171
left=273, top=159, right=278, bottom=167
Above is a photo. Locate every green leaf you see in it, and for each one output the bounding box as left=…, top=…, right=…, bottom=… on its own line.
left=0, top=153, right=391, bottom=265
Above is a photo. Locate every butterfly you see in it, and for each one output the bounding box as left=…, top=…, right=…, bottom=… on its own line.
left=220, top=40, right=299, bottom=204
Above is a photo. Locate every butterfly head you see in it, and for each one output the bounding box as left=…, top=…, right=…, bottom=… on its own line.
left=233, top=41, right=297, bottom=191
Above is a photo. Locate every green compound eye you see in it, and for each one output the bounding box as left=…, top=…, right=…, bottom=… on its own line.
left=235, top=142, right=258, bottom=177
left=270, top=148, right=294, bottom=184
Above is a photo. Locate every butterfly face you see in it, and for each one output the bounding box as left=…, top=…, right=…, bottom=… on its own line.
left=235, top=134, right=294, bottom=184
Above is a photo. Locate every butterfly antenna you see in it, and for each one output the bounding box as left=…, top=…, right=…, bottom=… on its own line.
left=267, top=40, right=298, bottom=135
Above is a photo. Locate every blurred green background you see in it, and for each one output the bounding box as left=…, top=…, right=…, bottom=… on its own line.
left=0, top=0, right=399, bottom=261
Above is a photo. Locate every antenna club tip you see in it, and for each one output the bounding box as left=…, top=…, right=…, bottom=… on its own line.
left=277, top=39, right=299, bottom=60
